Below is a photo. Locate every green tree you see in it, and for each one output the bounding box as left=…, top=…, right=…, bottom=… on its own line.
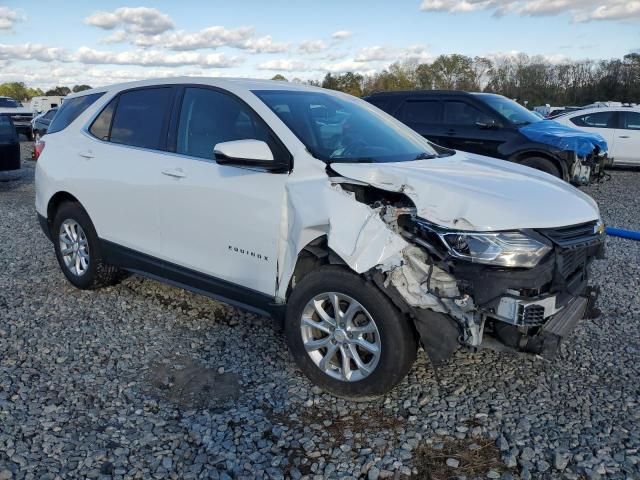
left=45, top=86, right=71, bottom=96
left=271, top=74, right=288, bottom=81
left=72, top=84, right=92, bottom=93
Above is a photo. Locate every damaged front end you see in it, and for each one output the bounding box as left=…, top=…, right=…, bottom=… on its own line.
left=358, top=195, right=606, bottom=365
left=568, top=149, right=611, bottom=185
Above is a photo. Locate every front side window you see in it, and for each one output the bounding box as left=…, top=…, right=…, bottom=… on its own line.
left=570, top=111, right=616, bottom=129
left=400, top=100, right=441, bottom=124
left=110, top=88, right=173, bottom=149
left=443, top=101, right=494, bottom=126
left=621, top=111, right=640, bottom=130
left=43, top=109, right=57, bottom=120
left=254, top=90, right=439, bottom=163
left=176, top=87, right=271, bottom=160
left=48, top=93, right=104, bottom=134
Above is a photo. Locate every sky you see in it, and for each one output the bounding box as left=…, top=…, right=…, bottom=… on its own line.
left=0, top=0, right=639, bottom=89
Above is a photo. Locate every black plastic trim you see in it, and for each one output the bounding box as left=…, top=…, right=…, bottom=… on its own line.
left=100, top=239, right=286, bottom=323
left=37, top=213, right=51, bottom=241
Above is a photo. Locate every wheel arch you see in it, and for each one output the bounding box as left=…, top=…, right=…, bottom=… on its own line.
left=46, top=191, right=85, bottom=234
left=510, top=150, right=568, bottom=179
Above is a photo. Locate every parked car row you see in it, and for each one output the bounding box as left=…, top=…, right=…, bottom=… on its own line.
left=35, top=78, right=605, bottom=397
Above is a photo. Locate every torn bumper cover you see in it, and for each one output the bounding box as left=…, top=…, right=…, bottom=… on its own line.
left=374, top=219, right=605, bottom=364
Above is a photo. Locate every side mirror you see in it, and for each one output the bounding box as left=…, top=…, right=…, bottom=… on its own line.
left=214, top=139, right=275, bottom=168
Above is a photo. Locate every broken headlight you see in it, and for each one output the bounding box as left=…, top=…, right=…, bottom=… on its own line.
left=440, top=231, right=551, bottom=268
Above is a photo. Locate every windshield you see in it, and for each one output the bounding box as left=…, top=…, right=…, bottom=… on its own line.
left=0, top=98, right=21, bottom=108
left=254, top=90, right=440, bottom=163
left=476, top=94, right=542, bottom=126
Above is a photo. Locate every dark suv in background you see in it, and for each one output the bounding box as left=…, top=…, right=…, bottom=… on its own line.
left=364, top=91, right=607, bottom=185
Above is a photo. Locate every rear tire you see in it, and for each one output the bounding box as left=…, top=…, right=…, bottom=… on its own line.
left=519, top=156, right=562, bottom=178
left=52, top=202, right=123, bottom=290
left=285, top=266, right=418, bottom=399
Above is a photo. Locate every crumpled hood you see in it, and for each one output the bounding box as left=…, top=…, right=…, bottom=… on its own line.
left=331, top=152, right=600, bottom=232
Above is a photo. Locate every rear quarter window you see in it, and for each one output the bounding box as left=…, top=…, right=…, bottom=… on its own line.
left=47, top=93, right=104, bottom=134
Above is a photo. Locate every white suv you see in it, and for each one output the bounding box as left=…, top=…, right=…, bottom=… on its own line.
left=36, top=78, right=605, bottom=398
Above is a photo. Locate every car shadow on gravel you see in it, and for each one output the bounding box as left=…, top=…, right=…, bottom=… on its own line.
left=147, top=355, right=241, bottom=410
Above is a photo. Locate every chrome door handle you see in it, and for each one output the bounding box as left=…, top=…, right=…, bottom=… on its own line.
left=161, top=168, right=186, bottom=178
left=78, top=151, right=94, bottom=159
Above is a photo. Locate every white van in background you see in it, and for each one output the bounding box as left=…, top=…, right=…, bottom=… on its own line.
left=30, top=96, right=65, bottom=114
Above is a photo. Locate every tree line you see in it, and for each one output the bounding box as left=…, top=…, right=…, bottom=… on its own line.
left=2, top=52, right=638, bottom=107
left=281, top=53, right=640, bottom=107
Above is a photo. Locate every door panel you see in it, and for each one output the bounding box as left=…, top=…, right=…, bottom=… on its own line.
left=69, top=87, right=175, bottom=257
left=157, top=86, right=287, bottom=296
left=441, top=100, right=507, bottom=158
left=396, top=99, right=446, bottom=145
left=615, top=111, right=640, bottom=164
left=567, top=111, right=617, bottom=158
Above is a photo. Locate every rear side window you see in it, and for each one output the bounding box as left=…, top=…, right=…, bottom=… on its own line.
left=570, top=111, right=616, bottom=129
left=443, top=101, right=493, bottom=126
left=47, top=93, right=104, bottom=134
left=399, top=100, right=441, bottom=124
left=89, top=100, right=116, bottom=141
left=109, top=88, right=173, bottom=149
left=176, top=87, right=271, bottom=160
left=621, top=111, right=640, bottom=130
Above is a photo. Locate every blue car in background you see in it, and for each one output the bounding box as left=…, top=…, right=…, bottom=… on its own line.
left=364, top=91, right=609, bottom=185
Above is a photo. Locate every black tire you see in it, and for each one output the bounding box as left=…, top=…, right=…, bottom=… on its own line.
left=52, top=202, right=122, bottom=290
left=285, top=266, right=418, bottom=399
left=518, top=156, right=562, bottom=178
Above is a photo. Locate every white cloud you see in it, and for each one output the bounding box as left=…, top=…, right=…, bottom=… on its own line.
left=241, top=35, right=290, bottom=53
left=354, top=45, right=432, bottom=63
left=85, top=7, right=174, bottom=35
left=74, top=47, right=243, bottom=68
left=298, top=40, right=328, bottom=54
left=355, top=46, right=397, bottom=62
left=0, top=7, right=26, bottom=30
left=331, top=30, right=353, bottom=40
left=420, top=0, right=640, bottom=21
left=131, top=26, right=255, bottom=49
left=257, top=59, right=308, bottom=71
left=0, top=43, right=68, bottom=62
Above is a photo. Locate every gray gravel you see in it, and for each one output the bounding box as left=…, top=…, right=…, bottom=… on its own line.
left=1, top=147, right=639, bottom=479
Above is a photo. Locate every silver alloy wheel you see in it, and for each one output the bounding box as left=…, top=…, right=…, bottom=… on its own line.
left=58, top=219, right=90, bottom=276
left=301, top=292, right=381, bottom=382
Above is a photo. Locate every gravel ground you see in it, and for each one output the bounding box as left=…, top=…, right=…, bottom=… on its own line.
left=1, top=146, right=639, bottom=480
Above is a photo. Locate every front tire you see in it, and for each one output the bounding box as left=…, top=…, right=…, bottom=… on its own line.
left=285, top=266, right=418, bottom=399
left=519, top=156, right=561, bottom=178
left=52, top=202, right=122, bottom=290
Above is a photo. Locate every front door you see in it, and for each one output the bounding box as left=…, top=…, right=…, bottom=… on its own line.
left=441, top=99, right=506, bottom=158
left=156, top=86, right=289, bottom=296
left=615, top=111, right=640, bottom=165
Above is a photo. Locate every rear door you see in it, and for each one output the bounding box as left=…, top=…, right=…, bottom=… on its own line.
left=614, top=111, right=640, bottom=164
left=441, top=99, right=506, bottom=157
left=567, top=110, right=618, bottom=158
left=73, top=86, right=174, bottom=258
